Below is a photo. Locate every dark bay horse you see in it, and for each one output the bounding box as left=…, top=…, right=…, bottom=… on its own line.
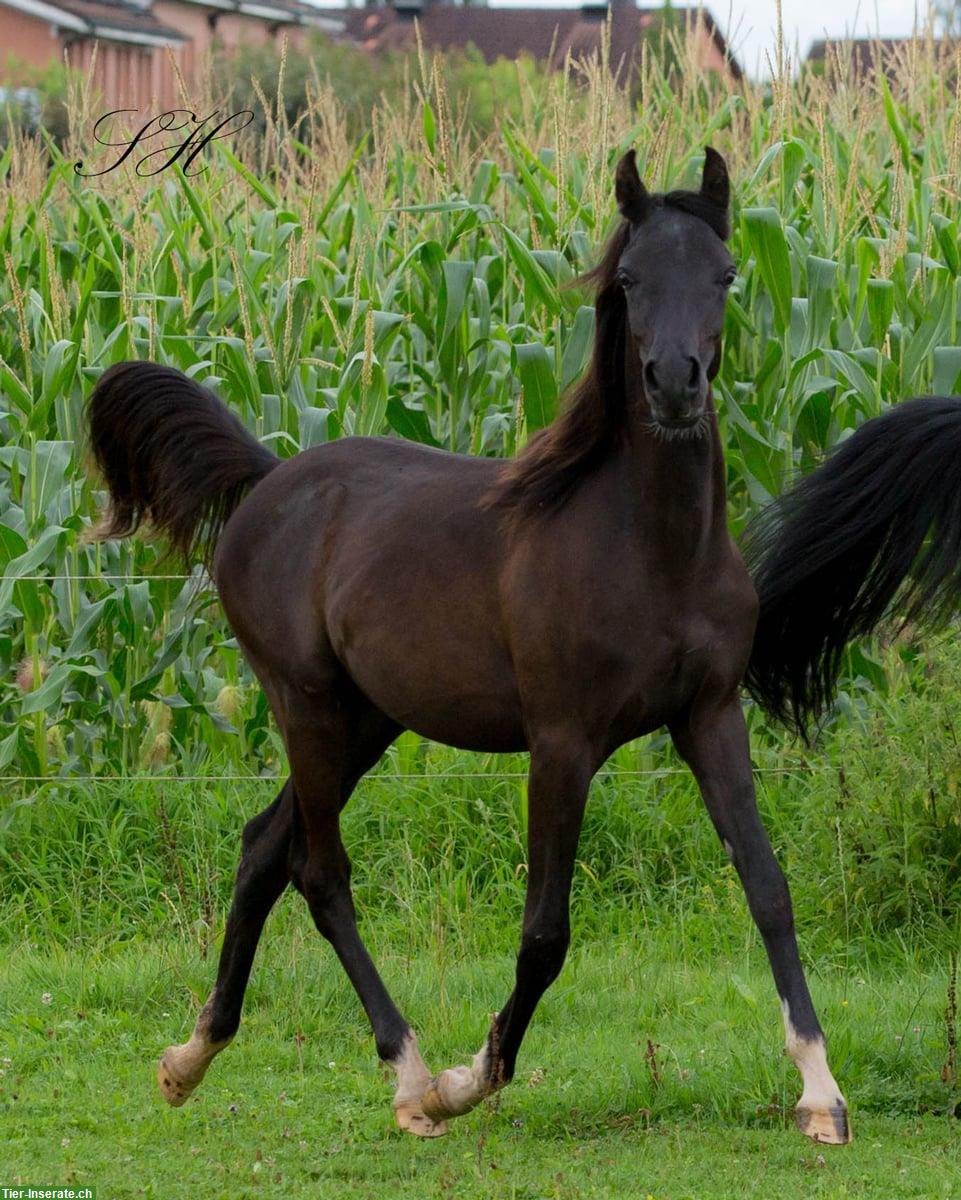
left=86, top=147, right=850, bottom=1144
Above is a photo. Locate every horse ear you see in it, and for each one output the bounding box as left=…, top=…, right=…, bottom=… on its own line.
left=615, top=149, right=650, bottom=224
left=701, top=146, right=730, bottom=212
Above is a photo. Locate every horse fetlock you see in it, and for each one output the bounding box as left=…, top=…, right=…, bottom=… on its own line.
left=157, top=1031, right=231, bottom=1107
left=781, top=1002, right=850, bottom=1145
left=422, top=1067, right=485, bottom=1120
left=421, top=1043, right=495, bottom=1121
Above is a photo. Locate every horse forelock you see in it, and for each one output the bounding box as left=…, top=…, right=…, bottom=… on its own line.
left=660, top=189, right=731, bottom=242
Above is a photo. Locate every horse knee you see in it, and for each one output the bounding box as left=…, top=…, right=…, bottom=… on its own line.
left=517, top=925, right=570, bottom=988
left=744, top=862, right=795, bottom=940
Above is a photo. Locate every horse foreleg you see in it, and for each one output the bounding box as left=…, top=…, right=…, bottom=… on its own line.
left=671, top=698, right=851, bottom=1145
left=422, top=732, right=593, bottom=1122
left=158, top=781, right=293, bottom=1106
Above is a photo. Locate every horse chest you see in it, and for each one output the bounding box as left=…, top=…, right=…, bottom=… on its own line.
left=600, top=616, right=723, bottom=740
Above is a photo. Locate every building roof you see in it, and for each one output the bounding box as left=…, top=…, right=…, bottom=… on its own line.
left=806, top=36, right=953, bottom=75
left=281, top=0, right=344, bottom=26
left=1, top=0, right=186, bottom=41
left=0, top=0, right=344, bottom=40
left=159, top=0, right=344, bottom=29
left=329, top=4, right=741, bottom=80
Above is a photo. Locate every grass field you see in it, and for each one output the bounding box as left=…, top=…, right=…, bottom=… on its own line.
left=3, top=642, right=961, bottom=1196
left=3, top=942, right=960, bottom=1199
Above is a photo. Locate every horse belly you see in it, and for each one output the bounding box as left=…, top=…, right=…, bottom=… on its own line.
left=341, top=637, right=527, bottom=752
left=328, top=569, right=527, bottom=752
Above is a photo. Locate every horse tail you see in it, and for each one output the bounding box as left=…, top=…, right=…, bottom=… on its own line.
left=86, top=360, right=279, bottom=567
left=743, top=396, right=961, bottom=736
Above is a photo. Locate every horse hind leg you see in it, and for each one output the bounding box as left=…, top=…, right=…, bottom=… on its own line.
left=284, top=695, right=447, bottom=1137
left=671, top=700, right=851, bottom=1145
left=158, top=781, right=294, bottom=1106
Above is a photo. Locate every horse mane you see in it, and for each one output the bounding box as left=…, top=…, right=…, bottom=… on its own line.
left=483, top=187, right=728, bottom=523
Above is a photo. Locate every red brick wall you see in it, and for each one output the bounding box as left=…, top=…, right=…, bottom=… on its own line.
left=0, top=7, right=62, bottom=76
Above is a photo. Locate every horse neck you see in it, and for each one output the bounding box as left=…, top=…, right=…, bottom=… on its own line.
left=619, top=354, right=728, bottom=568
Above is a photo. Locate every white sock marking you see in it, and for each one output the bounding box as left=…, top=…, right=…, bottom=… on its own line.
left=391, top=1032, right=433, bottom=1107
left=431, top=1041, right=492, bottom=1113
left=781, top=999, right=846, bottom=1111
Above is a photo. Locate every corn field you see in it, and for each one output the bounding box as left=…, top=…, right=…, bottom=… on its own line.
left=2, top=31, right=961, bottom=777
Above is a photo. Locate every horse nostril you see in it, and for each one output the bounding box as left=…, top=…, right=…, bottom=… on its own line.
left=687, top=358, right=700, bottom=390
left=644, top=360, right=659, bottom=393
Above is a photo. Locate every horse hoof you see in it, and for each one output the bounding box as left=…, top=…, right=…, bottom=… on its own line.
left=796, top=1103, right=852, bottom=1145
left=393, top=1100, right=448, bottom=1138
left=157, top=1051, right=197, bottom=1107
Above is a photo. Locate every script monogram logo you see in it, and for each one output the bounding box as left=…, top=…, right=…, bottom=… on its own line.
left=74, top=108, right=255, bottom=178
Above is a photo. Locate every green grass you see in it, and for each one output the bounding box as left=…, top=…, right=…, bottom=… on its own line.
left=3, top=657, right=961, bottom=1198
left=6, top=636, right=961, bottom=958
left=4, top=642, right=961, bottom=1195
left=2, top=939, right=959, bottom=1198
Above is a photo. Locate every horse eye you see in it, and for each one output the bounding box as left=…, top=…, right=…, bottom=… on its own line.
left=720, top=268, right=737, bottom=289
left=616, top=270, right=634, bottom=290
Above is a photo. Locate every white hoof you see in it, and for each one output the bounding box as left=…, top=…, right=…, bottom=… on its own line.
left=393, top=1099, right=448, bottom=1137
left=796, top=1103, right=852, bottom=1144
